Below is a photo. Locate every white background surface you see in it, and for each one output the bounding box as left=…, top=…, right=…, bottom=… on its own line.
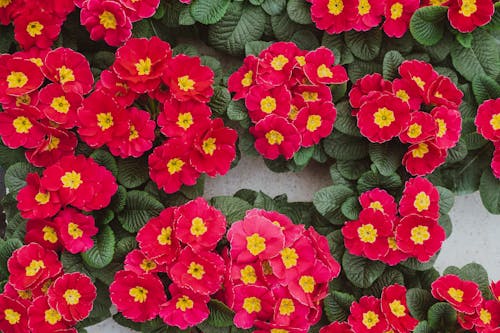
left=89, top=154, right=500, bottom=332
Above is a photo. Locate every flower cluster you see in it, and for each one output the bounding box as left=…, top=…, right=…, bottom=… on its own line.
left=475, top=98, right=500, bottom=179
left=228, top=42, right=347, bottom=160
left=16, top=154, right=117, bottom=253
left=80, top=37, right=237, bottom=193
left=350, top=60, right=463, bottom=176
left=110, top=197, right=227, bottom=328
left=342, top=177, right=446, bottom=265
left=0, top=48, right=94, bottom=167
left=0, top=243, right=96, bottom=333
left=223, top=209, right=341, bottom=331
left=432, top=274, right=500, bottom=332
left=307, top=0, right=494, bottom=37
left=320, top=284, right=418, bottom=333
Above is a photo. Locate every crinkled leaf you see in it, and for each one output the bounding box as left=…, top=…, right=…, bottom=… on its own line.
left=245, top=41, right=272, bottom=56
left=341, top=196, right=361, bottom=221
left=262, top=0, right=286, bottom=15
left=428, top=302, right=457, bottom=330
left=0, top=239, right=23, bottom=280
left=322, top=33, right=354, bottom=65
left=342, top=252, right=386, bottom=288
left=369, top=141, right=406, bottom=176
left=326, top=230, right=345, bottom=262
left=313, top=185, right=354, bottom=217
left=337, top=159, right=371, bottom=181
left=357, top=170, right=402, bottom=194
left=190, top=0, right=231, bottom=24
left=383, top=50, right=405, bottom=81
left=209, top=196, right=252, bottom=224
left=114, top=237, right=137, bottom=260
left=117, top=190, right=164, bottom=232
left=293, top=146, right=314, bottom=166
left=271, top=10, right=303, bottom=41
left=439, top=214, right=453, bottom=238
left=406, top=288, right=436, bottom=321
left=344, top=29, right=382, bottom=61
left=90, top=149, right=117, bottom=177
left=5, top=162, right=39, bottom=193
left=333, top=101, right=362, bottom=137
left=117, top=156, right=149, bottom=189
left=323, top=291, right=355, bottom=322
left=409, top=6, right=447, bottom=46
left=205, top=299, right=234, bottom=327
left=365, top=268, right=405, bottom=298
left=286, top=0, right=312, bottom=24
left=401, top=255, right=438, bottom=271
left=472, top=74, right=500, bottom=104
left=323, top=132, right=369, bottom=161
left=480, top=169, right=500, bottom=214
left=437, top=186, right=455, bottom=215
left=81, top=226, right=115, bottom=269
left=347, top=59, right=382, bottom=83
left=290, top=30, right=319, bottom=50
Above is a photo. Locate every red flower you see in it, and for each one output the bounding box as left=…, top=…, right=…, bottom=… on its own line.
left=320, top=322, right=354, bottom=333
left=398, top=60, right=439, bottom=97
left=358, top=188, right=398, bottom=220
left=250, top=114, right=302, bottom=160
left=124, top=249, right=165, bottom=275
left=28, top=296, right=76, bottom=333
left=25, top=127, right=78, bottom=167
left=0, top=107, right=45, bottom=149
left=473, top=300, right=500, bottom=330
left=306, top=227, right=342, bottom=280
left=352, top=0, right=385, bottom=31
left=392, top=78, right=423, bottom=111
left=476, top=98, right=500, bottom=142
left=7, top=243, right=62, bottom=291
left=12, top=46, right=50, bottom=69
left=287, top=260, right=331, bottom=307
left=80, top=0, right=132, bottom=47
left=0, top=55, right=44, bottom=97
left=158, top=99, right=211, bottom=140
left=13, top=9, right=62, bottom=49
left=55, top=208, right=98, bottom=254
left=246, top=208, right=304, bottom=247
left=175, top=197, right=227, bottom=251
left=269, top=235, right=316, bottom=281
left=159, top=284, right=210, bottom=329
left=113, top=37, right=172, bottom=93
left=95, top=69, right=138, bottom=107
left=0, top=294, right=28, bottom=333
left=2, top=283, right=33, bottom=309
left=108, top=107, right=156, bottom=158
left=136, top=207, right=180, bottom=265
left=227, top=213, right=285, bottom=263
left=493, top=142, right=500, bottom=179
left=17, top=173, right=60, bottom=220
left=255, top=42, right=301, bottom=87
left=395, top=214, right=445, bottom=262
left=38, top=83, right=82, bottom=129
left=399, top=177, right=440, bottom=219
left=245, top=85, right=292, bottom=123
left=381, top=284, right=418, bottom=333
left=148, top=139, right=201, bottom=194
left=293, top=101, right=336, bottom=147
left=448, top=0, right=494, bottom=33
left=431, top=106, right=462, bottom=149
left=294, top=84, right=333, bottom=104
left=402, top=141, right=447, bottom=176
left=348, top=296, right=389, bottom=333
left=228, top=55, right=259, bottom=100
left=427, top=75, right=463, bottom=109
left=399, top=111, right=438, bottom=144
left=342, top=209, right=393, bottom=260
left=491, top=280, right=500, bottom=302
left=349, top=73, right=393, bottom=109
left=310, top=0, right=357, bottom=34
left=0, top=1, right=17, bottom=25
left=163, top=54, right=214, bottom=102
left=272, top=286, right=311, bottom=329
left=232, top=284, right=274, bottom=329
left=379, top=233, right=411, bottom=266
left=24, top=219, right=61, bottom=251
left=356, top=93, right=411, bottom=143
left=109, top=270, right=166, bottom=322
left=42, top=48, right=94, bottom=95
left=431, top=275, right=483, bottom=314
left=118, top=0, right=160, bottom=22
left=0, top=90, right=40, bottom=111
left=383, top=0, right=420, bottom=37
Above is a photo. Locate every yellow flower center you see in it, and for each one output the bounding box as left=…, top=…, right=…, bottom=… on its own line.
left=302, top=91, right=319, bottom=102
left=306, top=115, right=322, bottom=132
left=280, top=247, right=299, bottom=269
left=176, top=295, right=194, bottom=311
left=157, top=227, right=172, bottom=245
left=47, top=136, right=60, bottom=151
left=260, top=96, right=277, bottom=114
left=289, top=105, right=300, bottom=121
left=4, top=309, right=20, bottom=325
left=0, top=0, right=12, bottom=8
left=246, top=233, right=266, bottom=256
left=430, top=0, right=448, bottom=4
left=129, top=286, right=148, bottom=303
left=177, top=75, right=195, bottom=92
left=187, top=262, right=205, bottom=280
left=243, top=297, right=262, bottom=314
left=407, top=123, right=422, bottom=139
left=96, top=112, right=114, bottom=130
left=358, top=0, right=371, bottom=15
left=99, top=10, right=117, bottom=29
left=459, top=0, right=477, bottom=17
left=44, top=308, right=62, bottom=325
left=388, top=237, right=398, bottom=250
left=265, top=130, right=284, bottom=145
left=389, top=300, right=406, bottom=317
left=135, top=58, right=152, bottom=76
left=317, top=64, right=333, bottom=78
left=12, top=116, right=32, bottom=134
left=328, top=0, right=344, bottom=15
left=202, top=137, right=217, bottom=155
left=190, top=217, right=207, bottom=236
left=271, top=55, right=289, bottom=71
left=241, top=70, right=253, bottom=87
left=396, top=89, right=410, bottom=102
left=414, top=192, right=431, bottom=212
left=279, top=298, right=295, bottom=316
left=390, top=3, right=403, bottom=20
left=26, top=260, right=45, bottom=276
left=17, top=290, right=31, bottom=300
left=60, top=171, right=83, bottom=189
left=299, top=275, right=315, bottom=293
left=362, top=311, right=380, bottom=329
left=7, top=71, right=28, bottom=89
left=177, top=112, right=194, bottom=130
left=63, top=289, right=81, bottom=305
left=410, top=225, right=430, bottom=245
left=295, top=56, right=306, bottom=66
left=43, top=226, right=58, bottom=244
left=140, top=259, right=157, bottom=272
left=358, top=224, right=378, bottom=243
left=436, top=118, right=447, bottom=137
left=480, top=308, right=492, bottom=324
left=435, top=91, right=443, bottom=98
left=30, top=58, right=43, bottom=67
left=412, top=76, right=426, bottom=89
left=412, top=143, right=429, bottom=158
left=129, top=125, right=139, bottom=141
left=374, top=107, right=395, bottom=128
left=16, top=94, right=31, bottom=106
left=167, top=158, right=184, bottom=175
left=490, top=113, right=500, bottom=130
left=58, top=66, right=75, bottom=84
left=262, top=260, right=273, bottom=275
left=51, top=96, right=70, bottom=114
left=35, top=192, right=50, bottom=205
left=447, top=287, right=464, bottom=303
left=26, top=21, right=44, bottom=37
left=369, top=201, right=384, bottom=212
left=271, top=330, right=289, bottom=333
left=240, top=265, right=257, bottom=285
left=68, top=222, right=83, bottom=239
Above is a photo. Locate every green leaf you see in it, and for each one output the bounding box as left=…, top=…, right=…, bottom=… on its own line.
left=4, top=213, right=26, bottom=241
left=5, top=162, right=39, bottom=193
left=114, top=237, right=137, bottom=260
left=480, top=169, right=500, bottom=214
left=262, top=0, right=286, bottom=15
left=357, top=170, right=402, bottom=194
left=0, top=239, right=23, bottom=280
left=291, top=30, right=320, bottom=50
left=439, top=214, right=452, bottom=238
left=190, top=0, right=231, bottom=24
left=227, top=100, right=249, bottom=121
left=0, top=144, right=25, bottom=170
left=205, top=299, right=234, bottom=327
left=313, top=185, right=354, bottom=216
left=342, top=252, right=386, bottom=288
left=209, top=86, right=231, bottom=115
left=117, top=156, right=149, bottom=189
left=245, top=41, right=272, bottom=56
left=333, top=101, right=362, bottom=137
left=323, top=291, right=355, bottom=322
left=109, top=186, right=127, bottom=213
left=347, top=59, right=382, bottom=83
left=341, top=196, right=361, bottom=220
left=409, top=6, right=447, bottom=46
left=322, top=33, right=354, bottom=65
left=401, top=255, right=438, bottom=271
left=81, top=226, right=115, bottom=269
left=437, top=186, right=455, bottom=214
left=413, top=321, right=433, bottom=333
left=329, top=163, right=355, bottom=188
left=366, top=269, right=404, bottom=298
left=383, top=50, right=405, bottom=81
left=326, top=230, right=345, bottom=262
left=293, top=146, right=314, bottom=166
left=428, top=302, right=457, bottom=330
left=344, top=30, right=382, bottom=61
left=472, top=74, right=500, bottom=104
left=208, top=2, right=267, bottom=56
left=0, top=25, right=14, bottom=53
left=462, top=132, right=488, bottom=150
left=456, top=32, right=473, bottom=48
left=337, top=159, right=370, bottom=181
left=446, top=139, right=468, bottom=163
left=286, top=0, right=312, bottom=25
left=179, top=6, right=196, bottom=25
left=271, top=10, right=303, bottom=41
left=369, top=141, right=405, bottom=176
left=323, top=132, right=368, bottom=161
left=60, top=251, right=93, bottom=279
left=209, top=196, right=252, bottom=223
left=90, top=149, right=117, bottom=176
left=113, top=313, right=142, bottom=331
left=117, top=191, right=164, bottom=232
left=406, top=288, right=436, bottom=321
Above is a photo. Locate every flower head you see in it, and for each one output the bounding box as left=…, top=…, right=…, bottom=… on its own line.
left=27, top=296, right=76, bottom=333
left=399, top=177, right=440, bottom=219
left=381, top=284, right=418, bottom=333
left=448, top=0, right=494, bottom=33
left=303, top=47, right=348, bottom=85
left=349, top=296, right=389, bottom=333
left=402, top=141, right=447, bottom=176
left=476, top=98, right=500, bottom=142
left=383, top=0, right=420, bottom=37
left=17, top=173, right=60, bottom=220
left=159, top=284, right=210, bottom=329
left=0, top=294, right=28, bottom=333
left=54, top=208, right=98, bottom=254
left=431, top=275, right=483, bottom=314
